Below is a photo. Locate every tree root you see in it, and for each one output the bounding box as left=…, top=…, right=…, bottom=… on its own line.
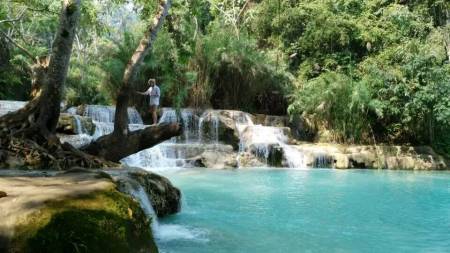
left=1, top=135, right=118, bottom=170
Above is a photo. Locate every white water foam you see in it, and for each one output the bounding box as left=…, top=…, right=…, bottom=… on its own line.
left=129, top=184, right=208, bottom=243
left=62, top=104, right=308, bottom=169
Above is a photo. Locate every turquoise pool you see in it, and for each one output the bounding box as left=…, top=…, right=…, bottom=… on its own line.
left=155, top=169, right=450, bottom=253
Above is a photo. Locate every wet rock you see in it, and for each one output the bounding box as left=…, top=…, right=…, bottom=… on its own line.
left=57, top=113, right=95, bottom=135
left=289, top=144, right=448, bottom=170
left=237, top=152, right=266, bottom=168
left=248, top=143, right=284, bottom=167
left=120, top=168, right=181, bottom=217
left=200, top=110, right=246, bottom=150
left=0, top=191, right=7, bottom=198
left=253, top=114, right=289, bottom=127
left=200, top=150, right=238, bottom=169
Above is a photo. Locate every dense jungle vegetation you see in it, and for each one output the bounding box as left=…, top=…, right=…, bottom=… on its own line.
left=0, top=0, right=449, bottom=154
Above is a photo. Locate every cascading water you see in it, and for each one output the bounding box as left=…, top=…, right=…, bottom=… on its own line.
left=125, top=179, right=208, bottom=245
left=0, top=100, right=308, bottom=169
left=128, top=184, right=159, bottom=231
left=122, top=107, right=308, bottom=170
left=67, top=105, right=145, bottom=140
left=236, top=115, right=307, bottom=168
left=122, top=108, right=239, bottom=170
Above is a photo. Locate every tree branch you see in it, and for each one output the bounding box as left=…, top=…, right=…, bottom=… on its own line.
left=113, top=0, right=172, bottom=137
left=82, top=122, right=182, bottom=162
left=0, top=8, right=26, bottom=24
left=0, top=29, right=36, bottom=61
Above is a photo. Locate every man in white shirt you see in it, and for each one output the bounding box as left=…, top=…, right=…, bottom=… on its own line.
left=137, top=78, right=161, bottom=125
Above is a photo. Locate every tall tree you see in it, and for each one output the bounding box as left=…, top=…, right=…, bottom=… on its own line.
left=0, top=0, right=80, bottom=140
left=82, top=0, right=181, bottom=162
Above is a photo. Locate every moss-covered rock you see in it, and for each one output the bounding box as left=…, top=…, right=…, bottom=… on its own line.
left=125, top=169, right=181, bottom=218
left=0, top=172, right=159, bottom=253
left=10, top=189, right=157, bottom=253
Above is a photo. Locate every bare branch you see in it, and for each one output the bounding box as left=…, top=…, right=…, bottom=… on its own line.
left=0, top=29, right=36, bottom=61
left=0, top=8, right=26, bottom=24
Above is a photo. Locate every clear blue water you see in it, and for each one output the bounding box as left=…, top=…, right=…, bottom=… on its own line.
left=156, top=169, right=450, bottom=253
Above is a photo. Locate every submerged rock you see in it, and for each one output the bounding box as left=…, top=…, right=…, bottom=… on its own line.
left=0, top=191, right=6, bottom=198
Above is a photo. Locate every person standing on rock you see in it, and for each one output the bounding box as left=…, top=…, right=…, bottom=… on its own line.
left=137, top=78, right=161, bottom=125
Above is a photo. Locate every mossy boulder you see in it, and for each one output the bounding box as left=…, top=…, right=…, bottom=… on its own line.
left=0, top=172, right=158, bottom=253
left=114, top=168, right=181, bottom=218
left=126, top=169, right=181, bottom=218
left=10, top=189, right=157, bottom=253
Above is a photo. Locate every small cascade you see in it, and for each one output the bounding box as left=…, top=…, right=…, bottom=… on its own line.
left=159, top=108, right=201, bottom=143
left=68, top=105, right=145, bottom=141
left=126, top=180, right=208, bottom=244
left=128, top=184, right=159, bottom=231
left=313, top=154, right=333, bottom=168
left=72, top=115, right=86, bottom=134
left=198, top=110, right=221, bottom=143
left=121, top=144, right=187, bottom=170
left=80, top=105, right=143, bottom=124
left=237, top=116, right=307, bottom=169
left=58, top=134, right=93, bottom=148
left=281, top=144, right=306, bottom=168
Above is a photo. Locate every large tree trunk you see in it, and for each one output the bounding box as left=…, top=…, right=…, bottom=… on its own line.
left=82, top=0, right=180, bottom=161
left=82, top=122, right=181, bottom=162
left=0, top=0, right=80, bottom=139
left=0, top=0, right=113, bottom=169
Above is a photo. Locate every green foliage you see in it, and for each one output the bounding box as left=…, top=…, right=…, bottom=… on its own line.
left=190, top=22, right=291, bottom=113
left=255, top=0, right=450, bottom=151
left=289, top=72, right=372, bottom=143
left=1, top=0, right=449, bottom=153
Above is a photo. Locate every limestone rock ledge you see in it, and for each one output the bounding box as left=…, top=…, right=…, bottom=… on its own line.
left=0, top=170, right=159, bottom=253
left=291, top=144, right=448, bottom=170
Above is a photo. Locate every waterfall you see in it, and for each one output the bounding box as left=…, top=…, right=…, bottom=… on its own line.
left=127, top=180, right=208, bottom=244
left=67, top=105, right=145, bottom=141
left=1, top=100, right=311, bottom=169
left=236, top=115, right=307, bottom=169
left=128, top=184, right=159, bottom=231
left=281, top=144, right=306, bottom=168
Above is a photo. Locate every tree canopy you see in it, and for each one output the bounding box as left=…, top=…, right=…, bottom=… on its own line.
left=1, top=0, right=449, bottom=155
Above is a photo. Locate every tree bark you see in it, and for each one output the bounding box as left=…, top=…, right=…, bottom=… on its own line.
left=82, top=122, right=181, bottom=162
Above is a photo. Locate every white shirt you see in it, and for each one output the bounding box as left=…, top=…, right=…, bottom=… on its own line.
left=144, top=85, right=160, bottom=106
